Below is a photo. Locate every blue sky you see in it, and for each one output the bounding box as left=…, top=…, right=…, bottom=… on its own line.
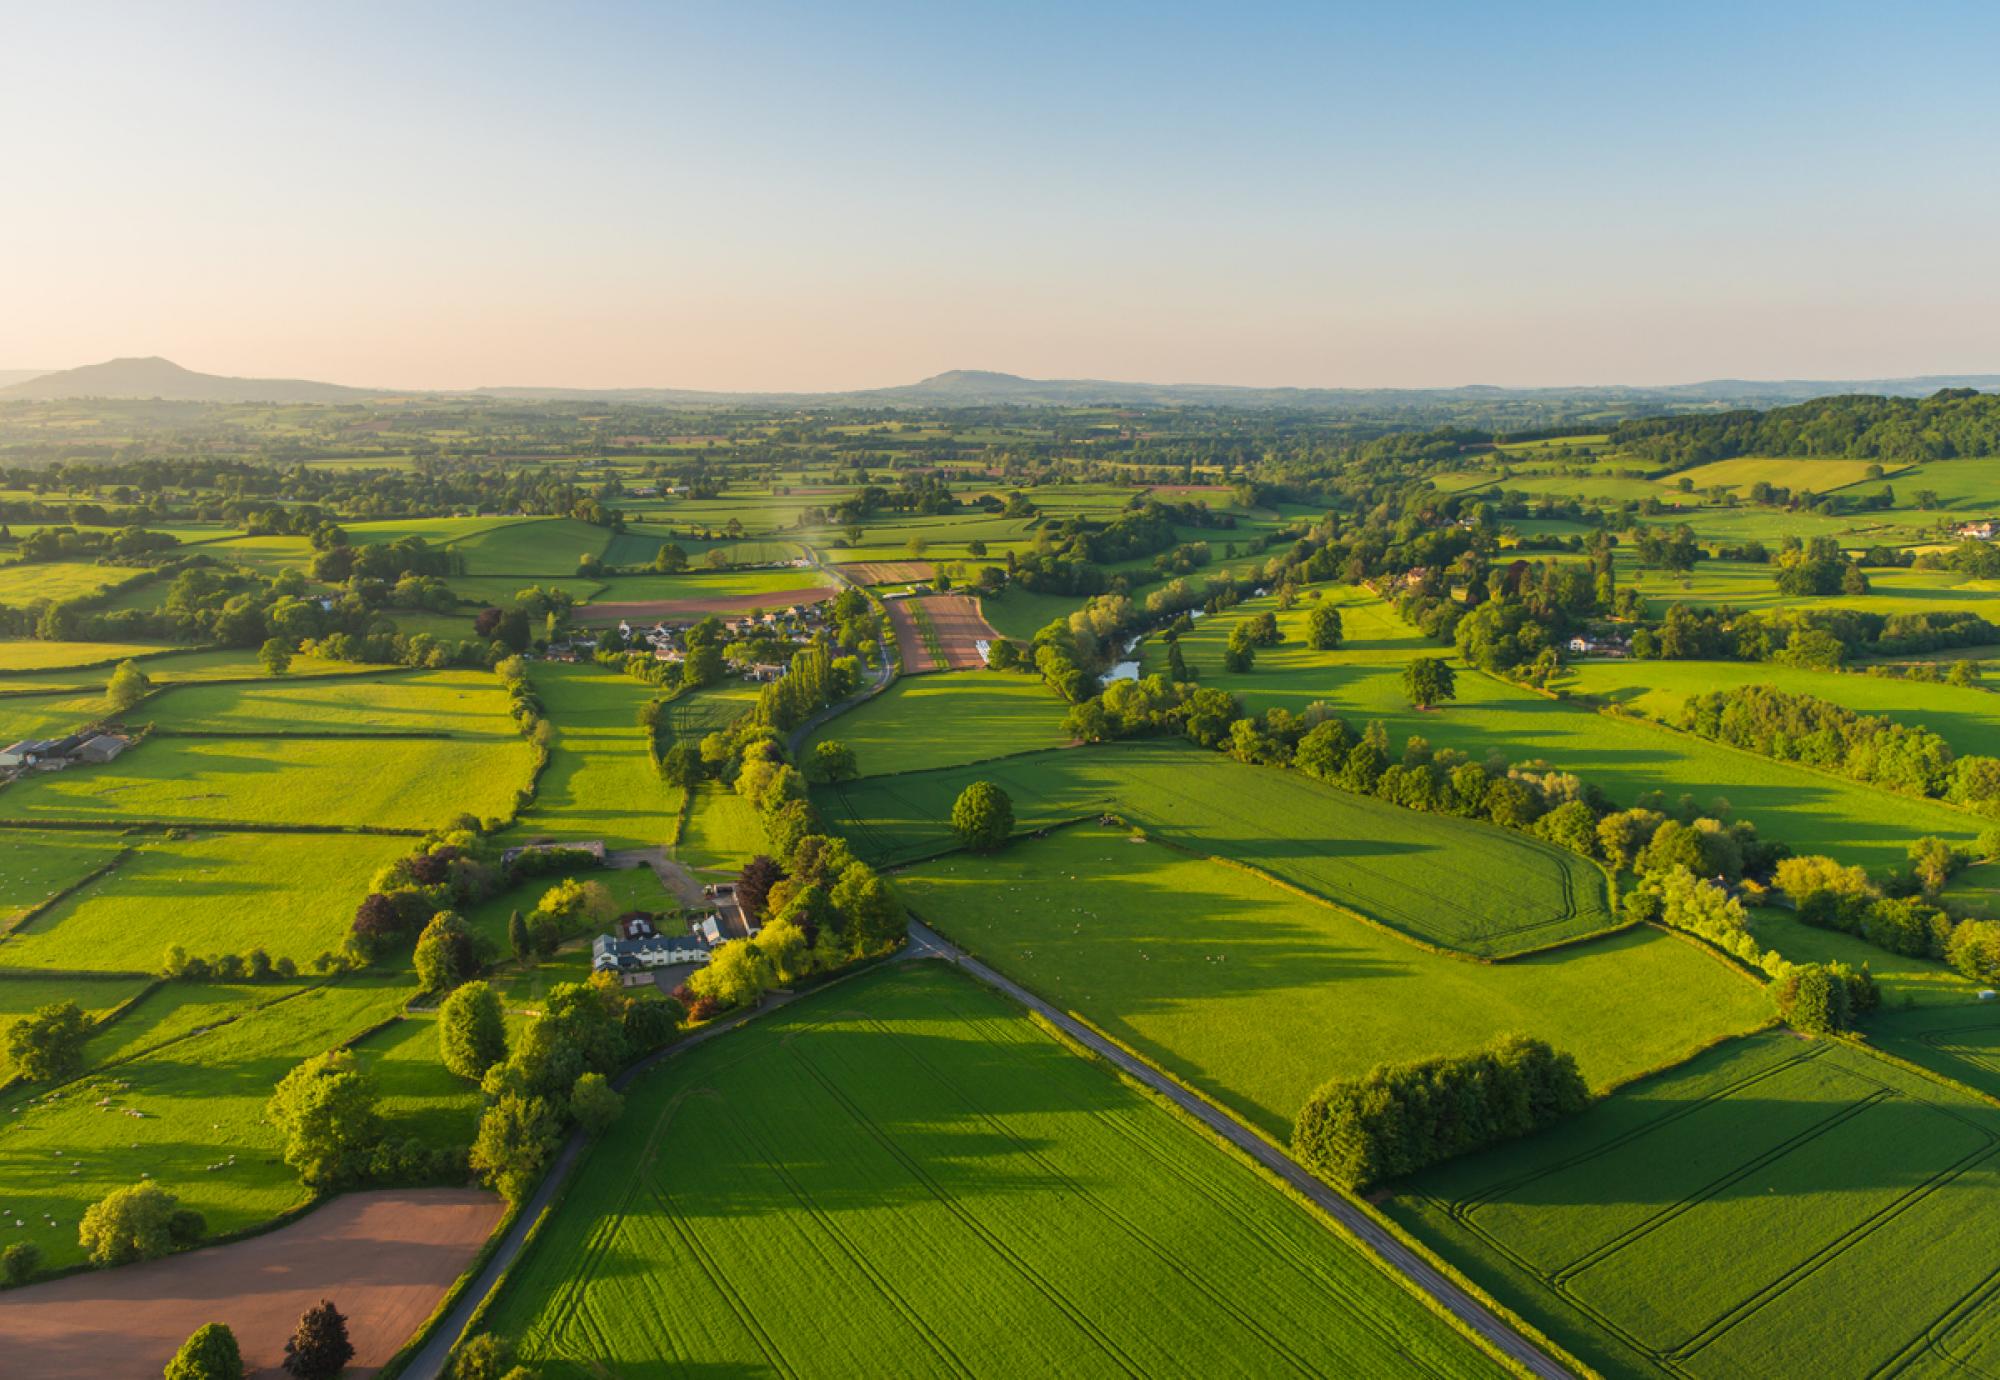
left=2, top=1, right=1995, bottom=389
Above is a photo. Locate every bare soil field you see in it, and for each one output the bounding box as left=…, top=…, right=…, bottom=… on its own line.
left=0, top=1188, right=504, bottom=1379
left=887, top=594, right=997, bottom=671
left=842, top=560, right=934, bottom=583
left=578, top=586, right=835, bottom=623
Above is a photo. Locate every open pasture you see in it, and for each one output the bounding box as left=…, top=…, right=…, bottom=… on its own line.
left=896, top=825, right=1769, bottom=1137
left=0, top=733, right=533, bottom=832
left=2, top=831, right=408, bottom=972
left=976, top=586, right=1087, bottom=642
left=1389, top=1034, right=2000, bottom=1380
left=1144, top=593, right=1979, bottom=869
left=601, top=527, right=803, bottom=568
left=484, top=961, right=1508, bottom=1380
left=824, top=739, right=1617, bottom=956
left=507, top=663, right=680, bottom=850
left=1844, top=457, right=2000, bottom=511
left=0, top=974, right=410, bottom=1272
left=0, top=973, right=153, bottom=1083
left=343, top=515, right=527, bottom=546
left=142, top=667, right=518, bottom=739
left=450, top=518, right=611, bottom=576
left=1565, top=657, right=2000, bottom=757
left=0, top=829, right=127, bottom=927
left=0, top=641, right=179, bottom=675
left=1627, top=560, right=2000, bottom=619
left=802, top=671, right=1069, bottom=777
left=1664, top=455, right=1895, bottom=496
left=0, top=563, right=137, bottom=606
left=674, top=782, right=768, bottom=872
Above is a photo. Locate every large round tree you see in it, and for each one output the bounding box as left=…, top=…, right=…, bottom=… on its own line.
left=950, top=781, right=1014, bottom=852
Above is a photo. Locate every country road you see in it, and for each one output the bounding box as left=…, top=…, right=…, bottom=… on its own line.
left=904, top=919, right=1576, bottom=1380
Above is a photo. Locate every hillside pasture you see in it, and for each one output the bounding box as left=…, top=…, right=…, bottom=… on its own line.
left=485, top=962, right=1508, bottom=1380
left=1663, top=455, right=1894, bottom=496
left=823, top=740, right=1617, bottom=956
left=449, top=518, right=611, bottom=576
left=896, top=825, right=1770, bottom=1137
left=1389, top=1034, right=2000, bottom=1380
left=0, top=641, right=179, bottom=675
left=801, top=672, right=1069, bottom=777
left=0, top=829, right=127, bottom=927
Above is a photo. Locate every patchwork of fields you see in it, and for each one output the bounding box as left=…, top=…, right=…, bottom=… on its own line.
left=1389, top=1034, right=2000, bottom=1380
left=485, top=962, right=1510, bottom=1379
left=896, top=825, right=1771, bottom=1137
left=825, top=740, right=1618, bottom=956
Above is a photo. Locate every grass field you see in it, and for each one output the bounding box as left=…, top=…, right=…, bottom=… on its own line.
left=823, top=740, right=1617, bottom=957
left=1, top=832, right=409, bottom=972
left=1387, top=1033, right=2000, bottom=1380
left=0, top=734, right=533, bottom=832
left=0, top=974, right=409, bottom=1272
left=1865, top=1000, right=2000, bottom=1105
left=1664, top=455, right=1894, bottom=496
left=484, top=961, right=1510, bottom=1379
left=0, top=563, right=139, bottom=606
left=674, top=783, right=767, bottom=872
left=450, top=519, right=611, bottom=577
left=1565, top=658, right=2000, bottom=757
left=897, top=824, right=1770, bottom=1137
left=1745, top=909, right=1977, bottom=1010
left=801, top=672, right=1070, bottom=777
left=507, top=663, right=680, bottom=850
left=976, top=587, right=1085, bottom=642
left=0, top=641, right=180, bottom=675
left=0, top=829, right=126, bottom=926
left=0, top=973, right=153, bottom=1082
left=1145, top=590, right=1980, bottom=868
left=347, top=1013, right=484, bottom=1150
left=142, top=668, right=519, bottom=739
left=1844, top=457, right=2000, bottom=511
left=579, top=566, right=830, bottom=607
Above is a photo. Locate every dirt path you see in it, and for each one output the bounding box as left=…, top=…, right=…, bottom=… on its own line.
left=0, top=1188, right=504, bottom=1379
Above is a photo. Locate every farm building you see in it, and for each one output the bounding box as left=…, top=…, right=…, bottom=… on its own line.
left=591, top=930, right=711, bottom=985
left=75, top=733, right=132, bottom=764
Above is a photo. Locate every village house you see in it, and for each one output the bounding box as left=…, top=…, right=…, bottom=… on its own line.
left=591, top=930, right=712, bottom=985
left=1955, top=519, right=1998, bottom=541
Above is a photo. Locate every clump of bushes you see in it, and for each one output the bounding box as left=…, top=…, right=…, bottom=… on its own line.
left=1292, top=1035, right=1589, bottom=1190
left=161, top=945, right=297, bottom=983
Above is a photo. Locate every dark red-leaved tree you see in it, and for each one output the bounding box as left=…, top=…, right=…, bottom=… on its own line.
left=282, top=1299, right=354, bottom=1380
left=351, top=893, right=404, bottom=942
left=736, top=855, right=786, bottom=921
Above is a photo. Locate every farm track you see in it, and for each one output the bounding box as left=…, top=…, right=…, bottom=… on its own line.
left=904, top=922, right=1575, bottom=1380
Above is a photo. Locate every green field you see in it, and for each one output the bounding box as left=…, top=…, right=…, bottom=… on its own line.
left=142, top=668, right=519, bottom=739
left=1746, top=908, right=1977, bottom=1010
left=0, top=974, right=408, bottom=1271
left=801, top=671, right=1070, bottom=777
left=0, top=973, right=153, bottom=1082
left=485, top=961, right=1509, bottom=1379
left=674, top=782, right=767, bottom=872
left=1565, top=658, right=2000, bottom=757
left=1147, top=590, right=1980, bottom=868
left=0, top=562, right=140, bottom=606
left=2, top=832, right=408, bottom=972
left=0, top=640, right=180, bottom=674
left=507, top=663, right=680, bottom=850
left=0, top=829, right=126, bottom=924
left=348, top=1011, right=485, bottom=1149
left=1388, top=1033, right=2000, bottom=1380
left=0, top=734, right=533, bottom=832
left=576, top=566, right=831, bottom=611
left=1665, top=455, right=1895, bottom=496
left=451, top=518, right=612, bottom=576
left=976, top=586, right=1086, bottom=642
left=897, top=824, right=1770, bottom=1137
left=824, top=740, right=1617, bottom=957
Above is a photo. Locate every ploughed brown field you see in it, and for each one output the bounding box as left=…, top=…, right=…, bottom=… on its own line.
left=0, top=1188, right=504, bottom=1379
left=841, top=560, right=935, bottom=583
left=578, top=586, right=837, bottom=623
left=887, top=593, right=998, bottom=672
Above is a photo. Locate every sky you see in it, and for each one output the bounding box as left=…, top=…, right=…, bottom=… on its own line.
left=2, top=0, right=1997, bottom=392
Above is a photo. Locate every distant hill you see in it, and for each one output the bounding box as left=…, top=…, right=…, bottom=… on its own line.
left=0, top=356, right=381, bottom=404
left=7, top=356, right=1996, bottom=412
left=477, top=367, right=2000, bottom=412
left=0, top=369, right=51, bottom=389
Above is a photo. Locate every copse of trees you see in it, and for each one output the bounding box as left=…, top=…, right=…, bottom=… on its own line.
left=77, top=1180, right=204, bottom=1267
left=1291, top=1035, right=1589, bottom=1190
left=1681, top=683, right=2000, bottom=812
left=1608, top=389, right=2000, bottom=468
left=4, top=1000, right=91, bottom=1083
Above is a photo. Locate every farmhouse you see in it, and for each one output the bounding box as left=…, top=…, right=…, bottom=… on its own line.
left=591, top=930, right=712, bottom=984
left=1955, top=519, right=1998, bottom=541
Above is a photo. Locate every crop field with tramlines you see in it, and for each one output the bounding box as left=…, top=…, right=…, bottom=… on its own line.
left=894, top=824, right=1770, bottom=1137
left=1388, top=1033, right=2000, bottom=1380
left=483, top=962, right=1510, bottom=1380
left=823, top=740, right=1617, bottom=956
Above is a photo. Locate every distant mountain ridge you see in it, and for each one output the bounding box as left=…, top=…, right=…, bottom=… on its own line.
left=0, top=356, right=380, bottom=404
left=5, top=357, right=1997, bottom=411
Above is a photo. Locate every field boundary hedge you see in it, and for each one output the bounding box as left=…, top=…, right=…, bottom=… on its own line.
left=0, top=846, right=134, bottom=937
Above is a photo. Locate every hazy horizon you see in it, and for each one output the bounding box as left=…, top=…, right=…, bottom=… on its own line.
left=5, top=1, right=1997, bottom=392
